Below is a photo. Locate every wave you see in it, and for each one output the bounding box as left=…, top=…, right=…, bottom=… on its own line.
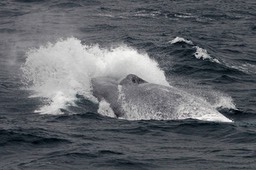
left=193, top=46, right=220, bottom=63
left=228, top=63, right=256, bottom=74
left=21, top=37, right=235, bottom=122
left=170, top=37, right=256, bottom=74
left=0, top=129, right=69, bottom=146
left=170, top=37, right=220, bottom=63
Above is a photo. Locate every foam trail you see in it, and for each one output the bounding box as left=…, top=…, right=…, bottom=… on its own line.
left=21, top=37, right=168, bottom=115
left=98, top=99, right=116, bottom=118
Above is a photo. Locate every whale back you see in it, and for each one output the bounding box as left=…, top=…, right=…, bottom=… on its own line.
left=119, top=74, right=147, bottom=86
left=92, top=74, right=232, bottom=122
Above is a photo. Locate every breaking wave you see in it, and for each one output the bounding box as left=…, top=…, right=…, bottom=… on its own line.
left=170, top=37, right=194, bottom=45
left=170, top=36, right=220, bottom=63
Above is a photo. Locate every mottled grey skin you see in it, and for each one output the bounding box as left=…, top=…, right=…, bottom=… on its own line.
left=118, top=74, right=183, bottom=119
left=91, top=74, right=148, bottom=117
left=91, top=77, right=123, bottom=117
left=91, top=74, right=232, bottom=122
left=92, top=74, right=179, bottom=118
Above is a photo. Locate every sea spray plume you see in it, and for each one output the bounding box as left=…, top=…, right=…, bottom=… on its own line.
left=21, top=37, right=168, bottom=114
left=21, top=38, right=97, bottom=114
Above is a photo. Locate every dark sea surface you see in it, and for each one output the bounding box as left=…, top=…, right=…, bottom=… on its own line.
left=1, top=0, right=256, bottom=169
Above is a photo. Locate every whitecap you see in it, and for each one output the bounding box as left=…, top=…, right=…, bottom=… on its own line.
left=170, top=37, right=220, bottom=63
left=193, top=46, right=220, bottom=63
left=169, top=36, right=194, bottom=45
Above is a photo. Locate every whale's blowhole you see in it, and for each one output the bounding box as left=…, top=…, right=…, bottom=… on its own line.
left=119, top=74, right=147, bottom=86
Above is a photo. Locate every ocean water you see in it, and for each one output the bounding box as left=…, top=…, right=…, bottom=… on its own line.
left=1, top=0, right=256, bottom=169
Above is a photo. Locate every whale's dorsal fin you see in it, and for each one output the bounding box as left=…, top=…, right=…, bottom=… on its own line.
left=119, top=74, right=147, bottom=86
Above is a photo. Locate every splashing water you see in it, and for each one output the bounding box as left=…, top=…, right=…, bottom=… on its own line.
left=21, top=37, right=168, bottom=115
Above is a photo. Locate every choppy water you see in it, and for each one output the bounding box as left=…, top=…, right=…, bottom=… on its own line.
left=0, top=0, right=256, bottom=169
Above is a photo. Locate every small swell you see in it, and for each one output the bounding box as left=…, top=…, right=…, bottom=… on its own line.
left=0, top=129, right=70, bottom=146
left=50, top=2, right=82, bottom=8
left=98, top=150, right=124, bottom=155
left=64, top=152, right=98, bottom=159
left=15, top=0, right=46, bottom=3
left=99, top=158, right=158, bottom=169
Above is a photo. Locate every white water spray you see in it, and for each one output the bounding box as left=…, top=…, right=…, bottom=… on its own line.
left=22, top=37, right=167, bottom=114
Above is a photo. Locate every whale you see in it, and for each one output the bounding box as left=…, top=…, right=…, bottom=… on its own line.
left=91, top=74, right=232, bottom=122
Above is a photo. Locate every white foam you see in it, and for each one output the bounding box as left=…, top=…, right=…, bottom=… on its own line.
left=169, top=37, right=194, bottom=45
left=35, top=91, right=75, bottom=115
left=97, top=99, right=116, bottom=118
left=193, top=46, right=220, bottom=63
left=213, top=95, right=236, bottom=110
left=21, top=37, right=168, bottom=115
